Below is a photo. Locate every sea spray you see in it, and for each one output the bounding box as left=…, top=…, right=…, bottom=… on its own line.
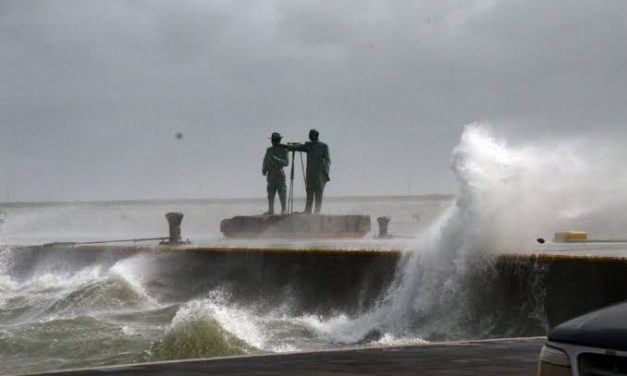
left=292, top=126, right=517, bottom=342
left=110, top=253, right=159, bottom=307
left=0, top=216, right=15, bottom=299
left=313, top=124, right=627, bottom=343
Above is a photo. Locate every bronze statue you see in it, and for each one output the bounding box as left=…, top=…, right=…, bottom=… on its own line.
left=262, top=132, right=289, bottom=215
left=286, top=129, right=330, bottom=214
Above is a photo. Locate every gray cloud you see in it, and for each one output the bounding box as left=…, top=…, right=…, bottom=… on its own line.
left=1, top=0, right=626, bottom=201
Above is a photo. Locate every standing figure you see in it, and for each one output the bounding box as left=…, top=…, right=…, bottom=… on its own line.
left=262, top=132, right=289, bottom=215
left=287, top=129, right=331, bottom=214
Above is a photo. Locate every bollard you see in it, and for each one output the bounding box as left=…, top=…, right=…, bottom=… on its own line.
left=164, top=212, right=184, bottom=244
left=377, top=216, right=390, bottom=238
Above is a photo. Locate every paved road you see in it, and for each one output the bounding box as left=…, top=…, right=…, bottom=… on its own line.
left=37, top=338, right=544, bottom=376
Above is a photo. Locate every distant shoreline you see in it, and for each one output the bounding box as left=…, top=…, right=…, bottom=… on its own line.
left=0, top=194, right=455, bottom=208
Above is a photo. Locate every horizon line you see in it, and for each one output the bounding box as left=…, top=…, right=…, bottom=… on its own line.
left=0, top=193, right=455, bottom=207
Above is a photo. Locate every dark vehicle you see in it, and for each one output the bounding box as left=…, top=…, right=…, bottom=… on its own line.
left=539, top=301, right=627, bottom=376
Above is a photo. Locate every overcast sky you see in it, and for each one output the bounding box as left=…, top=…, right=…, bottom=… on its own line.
left=1, top=0, right=626, bottom=202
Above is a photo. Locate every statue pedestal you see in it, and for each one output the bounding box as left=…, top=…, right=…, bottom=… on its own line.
left=220, top=214, right=371, bottom=239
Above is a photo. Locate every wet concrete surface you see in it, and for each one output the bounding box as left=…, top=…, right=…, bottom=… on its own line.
left=36, top=338, right=544, bottom=376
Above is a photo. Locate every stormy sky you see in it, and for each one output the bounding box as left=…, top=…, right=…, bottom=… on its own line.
left=1, top=0, right=626, bottom=202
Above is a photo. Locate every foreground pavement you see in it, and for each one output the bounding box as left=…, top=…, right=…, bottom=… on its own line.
left=35, top=337, right=544, bottom=376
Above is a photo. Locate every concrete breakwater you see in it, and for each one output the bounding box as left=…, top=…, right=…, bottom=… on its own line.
left=8, top=244, right=627, bottom=332
left=6, top=245, right=399, bottom=316
left=502, top=253, right=627, bottom=329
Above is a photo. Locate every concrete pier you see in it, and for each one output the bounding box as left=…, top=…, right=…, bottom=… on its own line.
left=34, top=338, right=544, bottom=376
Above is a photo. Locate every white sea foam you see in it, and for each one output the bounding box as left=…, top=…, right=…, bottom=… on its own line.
left=374, top=333, right=427, bottom=346
left=0, top=251, right=160, bottom=322
left=110, top=253, right=158, bottom=306
left=29, top=266, right=106, bottom=291
left=0, top=275, right=17, bottom=306
left=170, top=291, right=267, bottom=349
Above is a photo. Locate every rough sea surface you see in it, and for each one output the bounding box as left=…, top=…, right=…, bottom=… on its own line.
left=0, top=196, right=452, bottom=375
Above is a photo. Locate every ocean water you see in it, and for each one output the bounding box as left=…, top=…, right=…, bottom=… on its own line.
left=0, top=196, right=449, bottom=375
left=0, top=195, right=450, bottom=246
left=3, top=125, right=627, bottom=375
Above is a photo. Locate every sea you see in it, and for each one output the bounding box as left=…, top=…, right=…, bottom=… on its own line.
left=2, top=125, right=627, bottom=375
left=0, top=196, right=454, bottom=375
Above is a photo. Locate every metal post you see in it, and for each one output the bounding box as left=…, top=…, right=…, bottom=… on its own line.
left=165, top=212, right=184, bottom=244
left=377, top=216, right=390, bottom=238
left=288, top=150, right=295, bottom=213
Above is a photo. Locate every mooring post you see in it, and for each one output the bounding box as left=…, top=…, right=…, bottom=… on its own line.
left=164, top=212, right=184, bottom=244
left=377, top=216, right=390, bottom=238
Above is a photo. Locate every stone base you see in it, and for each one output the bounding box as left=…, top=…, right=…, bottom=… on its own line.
left=220, top=214, right=371, bottom=239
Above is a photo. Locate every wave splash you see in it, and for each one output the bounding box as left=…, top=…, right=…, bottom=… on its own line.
left=313, top=124, right=627, bottom=343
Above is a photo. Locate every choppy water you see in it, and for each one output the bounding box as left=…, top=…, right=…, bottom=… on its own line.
left=4, top=125, right=627, bottom=375
left=0, top=196, right=450, bottom=375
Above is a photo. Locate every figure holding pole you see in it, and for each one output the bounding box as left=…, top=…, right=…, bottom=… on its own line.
left=285, top=129, right=331, bottom=214
left=287, top=148, right=296, bottom=213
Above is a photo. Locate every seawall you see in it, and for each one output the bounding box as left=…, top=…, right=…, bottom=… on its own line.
left=8, top=243, right=627, bottom=333
left=501, top=253, right=627, bottom=329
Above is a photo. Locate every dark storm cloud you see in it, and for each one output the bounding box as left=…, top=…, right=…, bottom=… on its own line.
left=1, top=0, right=626, bottom=201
